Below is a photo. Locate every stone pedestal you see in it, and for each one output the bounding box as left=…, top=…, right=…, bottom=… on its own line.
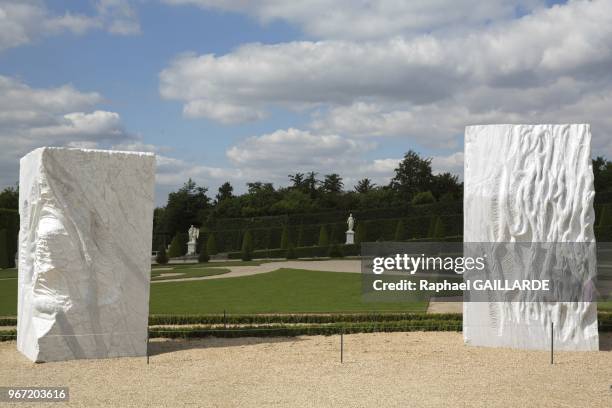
left=345, top=231, right=354, bottom=245
left=187, top=241, right=197, bottom=256
left=463, top=124, right=598, bottom=351
left=17, top=148, right=156, bottom=362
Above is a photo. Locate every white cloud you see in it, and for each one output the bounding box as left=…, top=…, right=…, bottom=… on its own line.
left=226, top=128, right=374, bottom=168
left=159, top=0, right=612, bottom=130
left=224, top=127, right=403, bottom=189
left=96, top=0, right=141, bottom=35
left=162, top=0, right=546, bottom=40
left=0, top=75, right=136, bottom=187
left=0, top=0, right=140, bottom=52
left=432, top=152, right=464, bottom=178
left=159, top=0, right=612, bottom=159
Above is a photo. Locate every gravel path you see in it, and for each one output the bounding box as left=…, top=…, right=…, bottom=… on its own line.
left=152, top=260, right=360, bottom=283
left=1, top=332, right=611, bottom=407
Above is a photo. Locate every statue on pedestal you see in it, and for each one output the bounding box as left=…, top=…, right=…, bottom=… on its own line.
left=346, top=213, right=355, bottom=244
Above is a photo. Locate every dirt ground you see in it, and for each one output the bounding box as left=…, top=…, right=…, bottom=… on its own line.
left=1, top=332, right=611, bottom=407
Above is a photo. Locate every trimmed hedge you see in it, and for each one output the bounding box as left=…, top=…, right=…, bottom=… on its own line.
left=149, top=313, right=463, bottom=326
left=227, top=244, right=361, bottom=259
left=149, top=321, right=462, bottom=339
left=596, top=225, right=612, bottom=241
left=0, top=209, right=18, bottom=268
left=0, top=229, right=8, bottom=269
left=213, top=214, right=463, bottom=253
left=208, top=201, right=463, bottom=251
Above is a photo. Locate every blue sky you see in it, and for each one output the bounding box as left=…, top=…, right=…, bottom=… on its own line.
left=1, top=0, right=610, bottom=205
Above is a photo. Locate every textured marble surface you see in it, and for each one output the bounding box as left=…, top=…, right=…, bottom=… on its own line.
left=17, top=148, right=155, bottom=362
left=463, top=124, right=599, bottom=351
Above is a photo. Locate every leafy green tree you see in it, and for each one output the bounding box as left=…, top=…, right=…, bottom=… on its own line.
left=0, top=185, right=18, bottom=209
left=318, top=225, right=329, bottom=246
left=198, top=241, right=210, bottom=263
left=394, top=220, right=405, bottom=241
left=354, top=178, right=376, bottom=193
left=216, top=182, right=234, bottom=202
left=241, top=182, right=278, bottom=217
left=305, top=171, right=319, bottom=198
left=161, top=179, right=210, bottom=237
left=431, top=172, right=461, bottom=200
left=269, top=190, right=314, bottom=214
left=321, top=174, right=344, bottom=194
left=241, top=230, right=253, bottom=261
left=593, top=157, right=612, bottom=193
left=288, top=173, right=306, bottom=191
left=390, top=150, right=434, bottom=200
left=0, top=229, right=8, bottom=269
left=411, top=191, right=436, bottom=205
left=280, top=225, right=291, bottom=249
left=155, top=244, right=168, bottom=265
left=206, top=233, right=218, bottom=255
left=355, top=223, right=367, bottom=244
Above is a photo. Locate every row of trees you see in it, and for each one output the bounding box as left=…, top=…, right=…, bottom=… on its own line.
left=154, top=150, right=463, bottom=240
left=152, top=152, right=612, bottom=247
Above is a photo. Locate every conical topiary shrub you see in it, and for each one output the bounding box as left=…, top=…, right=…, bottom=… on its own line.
left=206, top=233, right=218, bottom=255
left=167, top=233, right=183, bottom=258
left=198, top=241, right=209, bottom=263
left=318, top=225, right=329, bottom=247
left=394, top=219, right=405, bottom=241
left=155, top=243, right=168, bottom=265
left=241, top=230, right=253, bottom=261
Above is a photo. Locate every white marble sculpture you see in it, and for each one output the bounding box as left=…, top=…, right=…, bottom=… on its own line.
left=17, top=148, right=156, bottom=362
left=346, top=213, right=355, bottom=245
left=187, top=225, right=199, bottom=256
left=463, top=124, right=598, bottom=351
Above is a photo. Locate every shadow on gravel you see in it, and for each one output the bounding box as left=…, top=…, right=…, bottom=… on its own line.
left=147, top=336, right=305, bottom=356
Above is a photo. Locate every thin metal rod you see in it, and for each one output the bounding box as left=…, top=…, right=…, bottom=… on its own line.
left=146, top=332, right=149, bottom=365
left=224, top=310, right=227, bottom=329
left=340, top=331, right=344, bottom=363
left=550, top=321, right=554, bottom=365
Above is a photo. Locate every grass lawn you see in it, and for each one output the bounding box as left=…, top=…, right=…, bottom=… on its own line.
left=0, top=269, right=16, bottom=315
left=0, top=268, right=426, bottom=316
left=150, top=268, right=427, bottom=314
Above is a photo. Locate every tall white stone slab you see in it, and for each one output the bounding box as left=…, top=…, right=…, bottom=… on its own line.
left=463, top=124, right=598, bottom=351
left=17, top=148, right=155, bottom=362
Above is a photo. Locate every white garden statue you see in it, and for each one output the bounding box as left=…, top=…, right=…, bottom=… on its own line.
left=187, top=225, right=199, bottom=255
left=346, top=213, right=355, bottom=244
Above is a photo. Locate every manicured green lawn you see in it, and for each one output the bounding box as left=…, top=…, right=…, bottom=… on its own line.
left=0, top=269, right=16, bottom=315
left=0, top=268, right=17, bottom=279
left=149, top=268, right=427, bottom=314
left=599, top=301, right=612, bottom=311
left=0, top=268, right=426, bottom=316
